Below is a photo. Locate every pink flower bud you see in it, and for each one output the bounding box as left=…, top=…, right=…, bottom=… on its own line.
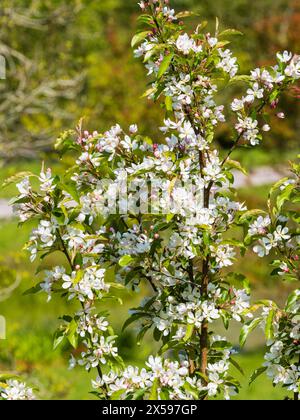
left=262, top=124, right=271, bottom=132
left=277, top=112, right=285, bottom=119
left=270, top=100, right=279, bottom=109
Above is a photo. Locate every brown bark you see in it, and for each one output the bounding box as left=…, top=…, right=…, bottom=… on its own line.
left=199, top=152, right=211, bottom=384
left=200, top=256, right=209, bottom=380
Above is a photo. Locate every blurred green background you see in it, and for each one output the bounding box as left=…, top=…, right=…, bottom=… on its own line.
left=0, top=0, right=299, bottom=400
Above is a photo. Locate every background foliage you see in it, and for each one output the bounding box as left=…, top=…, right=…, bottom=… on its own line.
left=0, top=0, right=299, bottom=158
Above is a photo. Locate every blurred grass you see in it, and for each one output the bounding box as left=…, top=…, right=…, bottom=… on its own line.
left=229, top=148, right=295, bottom=171
left=231, top=352, right=287, bottom=400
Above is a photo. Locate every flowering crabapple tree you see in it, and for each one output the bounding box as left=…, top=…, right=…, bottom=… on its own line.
left=4, top=0, right=300, bottom=400
left=242, top=160, right=300, bottom=400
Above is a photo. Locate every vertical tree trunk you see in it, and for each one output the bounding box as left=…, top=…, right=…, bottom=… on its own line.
left=200, top=257, right=209, bottom=379
left=199, top=159, right=211, bottom=386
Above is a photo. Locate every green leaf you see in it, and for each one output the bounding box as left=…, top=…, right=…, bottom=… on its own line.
left=223, top=238, right=245, bottom=248
left=132, top=388, right=147, bottom=400
left=249, top=367, right=267, bottom=385
left=229, top=75, right=252, bottom=85
left=54, top=130, right=76, bottom=153
left=166, top=213, right=175, bottom=223
left=131, top=31, right=149, bottom=48
left=265, top=309, right=275, bottom=340
left=9, top=196, right=30, bottom=205
left=59, top=182, right=80, bottom=203
left=176, top=11, right=196, bottom=19
left=142, top=86, right=157, bottom=98
left=159, top=388, right=170, bottom=400
left=111, top=389, right=126, bottom=400
left=211, top=340, right=231, bottom=350
left=228, top=272, right=250, bottom=294
left=195, top=21, right=208, bottom=32
left=23, top=283, right=42, bottom=296
left=158, top=53, right=174, bottom=79
left=183, top=381, right=198, bottom=399
left=216, top=40, right=231, bottom=48
left=107, top=282, right=126, bottom=290
left=285, top=290, right=300, bottom=312
left=229, top=358, right=245, bottom=376
left=67, top=319, right=78, bottom=349
left=122, top=312, right=149, bottom=332
left=219, top=29, right=243, bottom=37
left=2, top=172, right=35, bottom=189
left=276, top=184, right=294, bottom=211
left=165, top=96, right=173, bottom=112
left=149, top=378, right=159, bottom=400
left=119, top=255, right=134, bottom=267
left=136, top=324, right=151, bottom=345
left=53, top=330, right=65, bottom=350
left=268, top=177, right=289, bottom=198
left=239, top=318, right=262, bottom=347
left=239, top=209, right=268, bottom=223
left=220, top=309, right=230, bottom=330
left=226, top=159, right=248, bottom=175
left=183, top=324, right=194, bottom=342
left=153, top=327, right=162, bottom=342
left=74, top=269, right=84, bottom=285
left=137, top=14, right=153, bottom=26
left=104, top=266, right=115, bottom=283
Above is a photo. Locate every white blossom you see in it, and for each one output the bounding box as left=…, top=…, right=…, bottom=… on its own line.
left=1, top=380, right=35, bottom=400
left=277, top=51, right=292, bottom=63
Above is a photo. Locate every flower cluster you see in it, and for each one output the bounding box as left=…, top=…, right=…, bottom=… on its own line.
left=0, top=380, right=35, bottom=401
left=231, top=53, right=300, bottom=147
left=134, top=283, right=251, bottom=340
left=263, top=296, right=300, bottom=394
left=92, top=348, right=237, bottom=400
left=92, top=356, right=191, bottom=400
left=243, top=161, right=300, bottom=398
left=247, top=173, right=299, bottom=279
